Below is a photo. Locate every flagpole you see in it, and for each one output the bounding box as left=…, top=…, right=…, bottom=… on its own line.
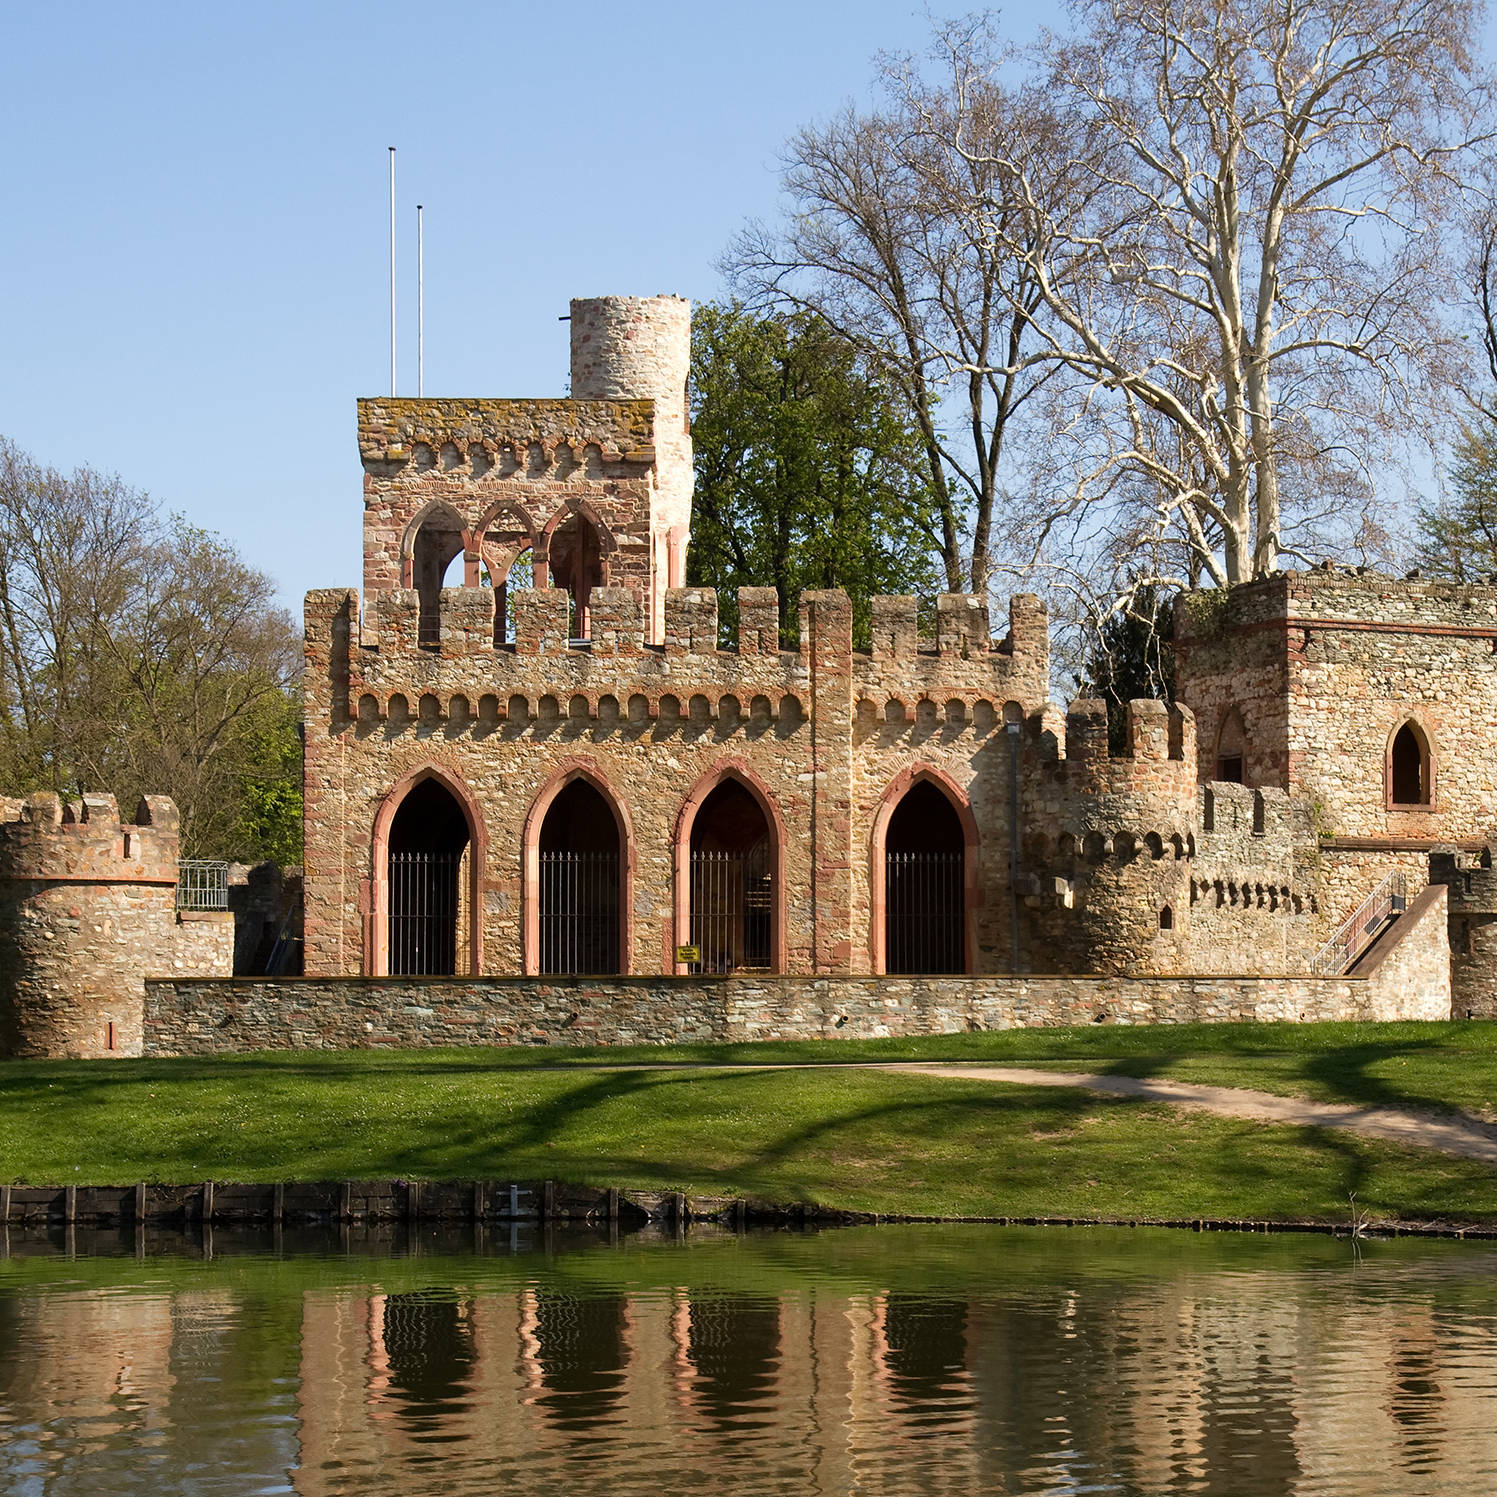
left=417, top=204, right=424, bottom=398
left=388, top=147, right=397, bottom=396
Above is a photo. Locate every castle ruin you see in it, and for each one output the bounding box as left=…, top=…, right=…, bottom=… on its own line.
left=1, top=295, right=1480, bottom=1057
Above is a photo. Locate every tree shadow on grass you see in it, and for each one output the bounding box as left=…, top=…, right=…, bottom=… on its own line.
left=1083, top=1031, right=1497, bottom=1135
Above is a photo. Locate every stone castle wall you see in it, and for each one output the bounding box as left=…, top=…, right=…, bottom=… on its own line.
left=302, top=583, right=1053, bottom=979
left=1177, top=569, right=1497, bottom=847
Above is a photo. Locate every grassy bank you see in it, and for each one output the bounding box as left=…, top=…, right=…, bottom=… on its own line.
left=2, top=1024, right=1496, bottom=1225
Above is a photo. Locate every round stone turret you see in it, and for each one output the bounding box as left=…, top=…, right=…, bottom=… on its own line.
left=569, top=294, right=695, bottom=638
left=1024, top=700, right=1200, bottom=975
left=569, top=294, right=691, bottom=419
left=0, top=792, right=181, bottom=1058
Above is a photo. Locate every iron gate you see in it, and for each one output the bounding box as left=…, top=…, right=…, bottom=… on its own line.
left=689, top=844, right=772, bottom=974
left=538, top=851, right=620, bottom=974
left=388, top=850, right=462, bottom=975
left=885, top=850, right=963, bottom=974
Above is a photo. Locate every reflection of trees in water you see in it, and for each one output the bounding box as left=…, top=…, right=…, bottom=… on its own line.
left=533, top=1291, right=627, bottom=1427
left=382, top=1290, right=476, bottom=1417
left=687, top=1295, right=781, bottom=1429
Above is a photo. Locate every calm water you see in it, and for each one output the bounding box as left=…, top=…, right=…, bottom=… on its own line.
left=3, top=1222, right=1497, bottom=1495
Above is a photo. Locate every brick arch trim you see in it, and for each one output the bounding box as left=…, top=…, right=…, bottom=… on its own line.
left=472, top=496, right=542, bottom=590
left=1385, top=714, right=1436, bottom=809
left=538, top=494, right=620, bottom=564
left=868, top=764, right=980, bottom=975
left=368, top=763, right=487, bottom=977
left=397, top=498, right=472, bottom=589
left=521, top=759, right=636, bottom=976
left=671, top=760, right=787, bottom=975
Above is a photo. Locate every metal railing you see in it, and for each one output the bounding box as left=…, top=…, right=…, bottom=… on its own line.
left=1310, top=871, right=1408, bottom=976
left=388, top=850, right=462, bottom=974
left=690, top=845, right=773, bottom=974
left=176, top=860, right=229, bottom=911
left=538, top=850, right=621, bottom=974
left=885, top=850, right=964, bottom=974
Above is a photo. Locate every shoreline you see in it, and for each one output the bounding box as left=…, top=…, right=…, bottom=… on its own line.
left=4, top=1177, right=1496, bottom=1240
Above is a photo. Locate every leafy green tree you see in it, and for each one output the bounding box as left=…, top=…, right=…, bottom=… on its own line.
left=1411, top=424, right=1497, bottom=583
left=687, top=302, right=940, bottom=647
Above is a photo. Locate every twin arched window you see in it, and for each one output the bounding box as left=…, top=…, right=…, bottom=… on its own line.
left=403, top=501, right=615, bottom=648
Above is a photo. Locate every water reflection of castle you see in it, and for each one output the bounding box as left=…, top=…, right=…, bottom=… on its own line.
left=4, top=1253, right=1497, bottom=1493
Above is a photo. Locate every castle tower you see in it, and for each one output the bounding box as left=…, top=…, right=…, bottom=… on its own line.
left=569, top=295, right=694, bottom=638
left=356, top=292, right=692, bottom=647
left=0, top=792, right=181, bottom=1058
left=1023, top=699, right=1200, bottom=975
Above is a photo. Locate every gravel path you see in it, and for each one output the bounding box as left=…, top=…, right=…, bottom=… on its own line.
left=880, top=1064, right=1497, bottom=1164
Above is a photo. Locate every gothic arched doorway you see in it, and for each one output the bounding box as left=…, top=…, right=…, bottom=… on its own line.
left=686, top=778, right=776, bottom=974
left=883, top=779, right=966, bottom=974
left=386, top=778, right=472, bottom=975
left=536, top=777, right=624, bottom=974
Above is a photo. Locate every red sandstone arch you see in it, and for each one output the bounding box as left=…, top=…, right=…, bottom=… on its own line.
left=868, top=765, right=980, bottom=975
left=538, top=496, right=619, bottom=566
left=473, top=496, right=544, bottom=590
left=521, top=760, right=635, bottom=975
left=672, top=762, right=787, bottom=975
left=368, top=764, right=487, bottom=977
left=398, top=499, right=472, bottom=588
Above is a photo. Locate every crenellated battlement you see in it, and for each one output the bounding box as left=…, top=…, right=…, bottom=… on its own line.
left=1026, top=699, right=1198, bottom=799
left=306, top=585, right=1053, bottom=734
left=0, top=792, right=180, bottom=886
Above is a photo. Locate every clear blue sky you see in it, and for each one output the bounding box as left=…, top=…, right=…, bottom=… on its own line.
left=0, top=1, right=1049, bottom=611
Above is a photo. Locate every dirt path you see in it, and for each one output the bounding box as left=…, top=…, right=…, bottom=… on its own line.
left=878, top=1064, right=1497, bottom=1164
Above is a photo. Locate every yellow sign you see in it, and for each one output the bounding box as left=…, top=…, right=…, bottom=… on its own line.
left=675, top=945, right=700, bottom=964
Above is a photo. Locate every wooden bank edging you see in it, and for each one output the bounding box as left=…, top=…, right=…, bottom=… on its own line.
left=2, top=1178, right=1495, bottom=1241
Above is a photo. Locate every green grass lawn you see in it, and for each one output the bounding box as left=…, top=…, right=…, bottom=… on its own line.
left=2, top=1030, right=1496, bottom=1225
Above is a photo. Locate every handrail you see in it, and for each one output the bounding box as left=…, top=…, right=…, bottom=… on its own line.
left=1309, top=871, right=1407, bottom=976
left=176, top=859, right=230, bottom=912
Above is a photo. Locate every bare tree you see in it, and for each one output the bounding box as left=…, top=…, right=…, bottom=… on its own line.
left=946, top=0, right=1492, bottom=590
left=730, top=28, right=1073, bottom=593
left=0, top=437, right=300, bottom=856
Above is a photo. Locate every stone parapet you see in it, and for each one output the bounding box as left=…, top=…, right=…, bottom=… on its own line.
left=0, top=791, right=179, bottom=885
left=357, top=396, right=656, bottom=471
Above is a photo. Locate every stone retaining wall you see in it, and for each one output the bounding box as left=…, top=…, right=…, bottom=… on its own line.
left=145, top=933, right=1449, bottom=1057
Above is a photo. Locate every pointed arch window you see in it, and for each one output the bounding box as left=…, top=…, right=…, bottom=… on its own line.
left=405, top=505, right=468, bottom=648
left=1389, top=721, right=1432, bottom=807
left=1215, top=708, right=1247, bottom=785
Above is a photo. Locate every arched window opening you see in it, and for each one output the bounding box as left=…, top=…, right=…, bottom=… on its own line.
left=885, top=780, right=965, bottom=974
left=548, top=513, right=605, bottom=640
left=538, top=779, right=621, bottom=974
left=1159, top=906, right=1174, bottom=930
left=1391, top=722, right=1430, bottom=806
left=1216, top=708, right=1246, bottom=784
left=689, top=780, right=774, bottom=974
left=387, top=779, right=471, bottom=974
left=412, top=510, right=466, bottom=648
left=483, top=545, right=536, bottom=645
